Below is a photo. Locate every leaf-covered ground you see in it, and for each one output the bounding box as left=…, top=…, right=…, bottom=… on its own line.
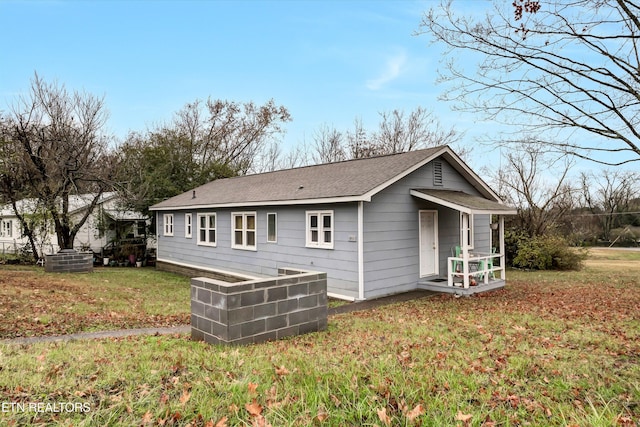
left=0, top=250, right=638, bottom=425
left=0, top=269, right=190, bottom=338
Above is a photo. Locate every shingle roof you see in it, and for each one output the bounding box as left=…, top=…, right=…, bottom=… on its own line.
left=151, top=146, right=448, bottom=210
left=1, top=193, right=118, bottom=217
left=410, top=189, right=517, bottom=214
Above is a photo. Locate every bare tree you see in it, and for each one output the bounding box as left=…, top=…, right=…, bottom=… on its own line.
left=346, top=117, right=378, bottom=159
left=490, top=141, right=576, bottom=237
left=117, top=98, right=291, bottom=214
left=311, top=124, right=346, bottom=164
left=171, top=98, right=291, bottom=174
left=373, top=107, right=459, bottom=155
left=305, top=107, right=460, bottom=163
left=418, top=0, right=640, bottom=165
left=0, top=74, right=116, bottom=254
left=580, top=169, right=640, bottom=241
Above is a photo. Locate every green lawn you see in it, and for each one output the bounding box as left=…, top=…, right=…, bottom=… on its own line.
left=0, top=251, right=638, bottom=426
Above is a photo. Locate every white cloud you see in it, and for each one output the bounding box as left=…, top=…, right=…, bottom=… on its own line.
left=366, top=50, right=408, bottom=91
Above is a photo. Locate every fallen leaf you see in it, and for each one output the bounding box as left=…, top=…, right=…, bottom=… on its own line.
left=248, top=382, right=259, bottom=395
left=179, top=390, right=191, bottom=405
left=377, top=407, right=392, bottom=426
left=456, top=411, right=473, bottom=423
left=405, top=404, right=425, bottom=422
left=330, top=394, right=342, bottom=407
left=141, top=410, right=153, bottom=425
left=313, top=410, right=329, bottom=423
left=251, top=415, right=271, bottom=427
left=215, top=416, right=228, bottom=427
left=275, top=365, right=290, bottom=376
left=246, top=399, right=263, bottom=417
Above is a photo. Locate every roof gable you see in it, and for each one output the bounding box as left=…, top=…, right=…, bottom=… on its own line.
left=150, top=145, right=502, bottom=211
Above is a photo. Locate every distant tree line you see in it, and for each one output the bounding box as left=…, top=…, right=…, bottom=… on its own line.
left=0, top=74, right=461, bottom=256
left=487, top=142, right=640, bottom=269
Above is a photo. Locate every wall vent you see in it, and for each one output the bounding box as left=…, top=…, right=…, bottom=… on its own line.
left=433, top=161, right=443, bottom=186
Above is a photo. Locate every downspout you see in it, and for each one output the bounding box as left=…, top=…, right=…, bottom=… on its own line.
left=358, top=201, right=365, bottom=301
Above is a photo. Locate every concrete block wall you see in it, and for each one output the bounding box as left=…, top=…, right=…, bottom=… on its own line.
left=44, top=249, right=93, bottom=273
left=191, top=268, right=327, bottom=345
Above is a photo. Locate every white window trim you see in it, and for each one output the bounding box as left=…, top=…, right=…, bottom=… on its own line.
left=1, top=220, right=13, bottom=238
left=460, top=212, right=474, bottom=250
left=163, top=214, right=174, bottom=237
left=185, top=213, right=192, bottom=238
left=267, top=213, right=277, bottom=243
left=232, top=212, right=257, bottom=251
left=306, top=210, right=334, bottom=249
left=197, top=213, right=217, bottom=247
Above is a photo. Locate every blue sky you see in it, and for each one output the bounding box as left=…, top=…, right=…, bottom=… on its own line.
left=1, top=0, right=479, bottom=157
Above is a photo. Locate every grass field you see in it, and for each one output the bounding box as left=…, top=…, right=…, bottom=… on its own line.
left=0, top=250, right=638, bottom=426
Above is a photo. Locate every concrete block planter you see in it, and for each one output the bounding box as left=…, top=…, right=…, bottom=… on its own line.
left=44, top=249, right=93, bottom=273
left=190, top=267, right=327, bottom=345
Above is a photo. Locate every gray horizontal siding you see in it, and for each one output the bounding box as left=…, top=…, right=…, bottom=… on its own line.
left=473, top=214, right=491, bottom=252
left=157, top=204, right=359, bottom=299
left=362, top=156, right=489, bottom=299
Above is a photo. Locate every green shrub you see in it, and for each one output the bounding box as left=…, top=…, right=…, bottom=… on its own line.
left=512, top=234, right=588, bottom=271
left=504, top=228, right=528, bottom=267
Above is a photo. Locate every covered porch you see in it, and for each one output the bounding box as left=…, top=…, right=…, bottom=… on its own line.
left=410, top=189, right=517, bottom=295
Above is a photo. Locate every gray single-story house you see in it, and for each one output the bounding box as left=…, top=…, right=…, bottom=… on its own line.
left=150, top=145, right=516, bottom=300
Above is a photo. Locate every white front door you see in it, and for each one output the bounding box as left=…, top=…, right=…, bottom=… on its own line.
left=419, top=210, right=438, bottom=277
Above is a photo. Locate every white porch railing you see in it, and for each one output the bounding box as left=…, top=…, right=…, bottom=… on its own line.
left=447, top=252, right=505, bottom=289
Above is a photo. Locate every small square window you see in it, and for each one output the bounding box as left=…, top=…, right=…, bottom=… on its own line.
left=306, top=211, right=333, bottom=249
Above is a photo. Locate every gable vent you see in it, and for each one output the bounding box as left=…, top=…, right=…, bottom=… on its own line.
left=433, top=161, right=443, bottom=186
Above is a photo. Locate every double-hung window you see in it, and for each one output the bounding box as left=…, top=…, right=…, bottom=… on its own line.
left=163, top=214, right=174, bottom=236
left=1, top=220, right=13, bottom=237
left=232, top=212, right=256, bottom=250
left=185, top=213, right=192, bottom=238
left=306, top=211, right=333, bottom=249
left=197, top=213, right=216, bottom=246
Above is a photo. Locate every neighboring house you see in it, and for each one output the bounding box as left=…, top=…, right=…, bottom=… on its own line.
left=0, top=193, right=150, bottom=257
left=150, top=145, right=516, bottom=300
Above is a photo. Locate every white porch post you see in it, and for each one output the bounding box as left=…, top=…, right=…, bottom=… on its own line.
left=462, top=212, right=470, bottom=289
left=499, top=215, right=505, bottom=280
